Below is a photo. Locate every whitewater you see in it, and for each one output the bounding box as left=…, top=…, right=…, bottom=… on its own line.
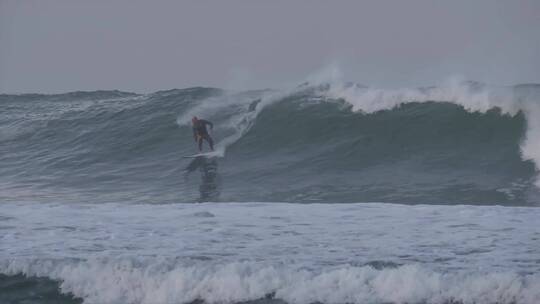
left=1, top=80, right=540, bottom=303
left=2, top=202, right=540, bottom=304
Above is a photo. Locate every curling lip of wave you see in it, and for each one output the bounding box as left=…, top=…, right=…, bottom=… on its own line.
left=320, top=81, right=540, bottom=179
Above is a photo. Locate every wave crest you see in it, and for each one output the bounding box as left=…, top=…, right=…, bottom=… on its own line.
left=2, top=259, right=539, bottom=304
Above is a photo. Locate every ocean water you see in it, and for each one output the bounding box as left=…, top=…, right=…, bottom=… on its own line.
left=1, top=82, right=540, bottom=303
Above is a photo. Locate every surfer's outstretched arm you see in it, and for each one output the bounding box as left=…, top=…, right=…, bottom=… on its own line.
left=202, top=120, right=213, bottom=130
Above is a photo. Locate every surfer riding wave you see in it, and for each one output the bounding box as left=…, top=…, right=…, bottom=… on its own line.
left=192, top=116, right=214, bottom=152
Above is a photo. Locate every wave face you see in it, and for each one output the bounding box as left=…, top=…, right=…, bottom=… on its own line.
left=2, top=83, right=540, bottom=205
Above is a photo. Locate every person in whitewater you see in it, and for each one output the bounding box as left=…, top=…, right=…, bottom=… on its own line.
left=192, top=116, right=214, bottom=152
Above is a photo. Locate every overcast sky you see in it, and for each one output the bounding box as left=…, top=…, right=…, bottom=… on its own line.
left=1, top=0, right=539, bottom=93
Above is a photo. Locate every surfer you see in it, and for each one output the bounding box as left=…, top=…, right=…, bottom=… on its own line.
left=192, top=116, right=214, bottom=152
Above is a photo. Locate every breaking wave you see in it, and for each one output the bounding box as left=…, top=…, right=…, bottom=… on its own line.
left=1, top=81, right=540, bottom=204
left=2, top=259, right=539, bottom=304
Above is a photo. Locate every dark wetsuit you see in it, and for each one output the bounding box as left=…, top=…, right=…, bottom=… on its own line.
left=192, top=119, right=214, bottom=151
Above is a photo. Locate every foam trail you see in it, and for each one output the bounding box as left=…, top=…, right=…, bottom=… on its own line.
left=175, top=66, right=348, bottom=157
left=176, top=88, right=299, bottom=156
left=2, top=259, right=539, bottom=304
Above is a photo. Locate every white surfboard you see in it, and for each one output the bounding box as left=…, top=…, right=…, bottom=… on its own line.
left=183, top=151, right=220, bottom=158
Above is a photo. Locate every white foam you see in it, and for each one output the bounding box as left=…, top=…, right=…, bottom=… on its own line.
left=313, top=77, right=540, bottom=185
left=2, top=259, right=539, bottom=304
left=1, top=202, right=540, bottom=303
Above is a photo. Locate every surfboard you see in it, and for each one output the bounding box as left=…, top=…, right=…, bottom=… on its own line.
left=183, top=151, right=220, bottom=158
